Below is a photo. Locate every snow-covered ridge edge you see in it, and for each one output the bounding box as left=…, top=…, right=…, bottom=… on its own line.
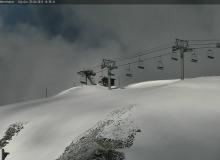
left=126, top=79, right=180, bottom=89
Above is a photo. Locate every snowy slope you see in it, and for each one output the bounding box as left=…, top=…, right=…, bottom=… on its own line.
left=0, top=76, right=220, bottom=160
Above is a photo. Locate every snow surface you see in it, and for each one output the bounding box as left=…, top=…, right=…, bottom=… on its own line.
left=0, top=76, right=220, bottom=160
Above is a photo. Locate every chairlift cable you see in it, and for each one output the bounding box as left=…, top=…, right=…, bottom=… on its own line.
left=114, top=46, right=172, bottom=63
left=88, top=39, right=220, bottom=79
left=89, top=42, right=173, bottom=71
left=188, top=39, right=220, bottom=42
left=192, top=46, right=217, bottom=50
left=116, top=52, right=171, bottom=68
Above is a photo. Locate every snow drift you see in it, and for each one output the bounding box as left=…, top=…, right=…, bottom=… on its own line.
left=0, top=76, right=220, bottom=160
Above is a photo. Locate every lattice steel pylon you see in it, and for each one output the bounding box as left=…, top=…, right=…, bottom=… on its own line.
left=173, top=39, right=193, bottom=80
left=101, top=59, right=117, bottom=90
left=77, top=69, right=96, bottom=85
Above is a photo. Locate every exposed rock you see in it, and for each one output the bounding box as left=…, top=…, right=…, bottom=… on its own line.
left=0, top=122, right=25, bottom=148
left=57, top=106, right=140, bottom=160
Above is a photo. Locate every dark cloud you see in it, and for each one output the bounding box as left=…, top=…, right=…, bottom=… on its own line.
left=0, top=5, right=220, bottom=106
left=0, top=5, right=82, bottom=42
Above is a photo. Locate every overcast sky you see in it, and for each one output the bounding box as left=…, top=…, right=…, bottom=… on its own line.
left=0, top=5, right=220, bottom=106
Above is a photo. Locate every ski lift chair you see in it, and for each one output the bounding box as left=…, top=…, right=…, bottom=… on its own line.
left=191, top=52, right=198, bottom=62
left=171, top=52, right=178, bottom=61
left=207, top=49, right=215, bottom=59
left=157, top=58, right=164, bottom=70
left=137, top=56, right=145, bottom=69
left=126, top=63, right=133, bottom=77
left=109, top=73, right=115, bottom=76
left=126, top=73, right=133, bottom=77
left=171, top=46, right=178, bottom=61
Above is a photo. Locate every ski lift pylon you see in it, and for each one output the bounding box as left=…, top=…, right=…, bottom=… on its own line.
left=137, top=56, right=145, bottom=69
